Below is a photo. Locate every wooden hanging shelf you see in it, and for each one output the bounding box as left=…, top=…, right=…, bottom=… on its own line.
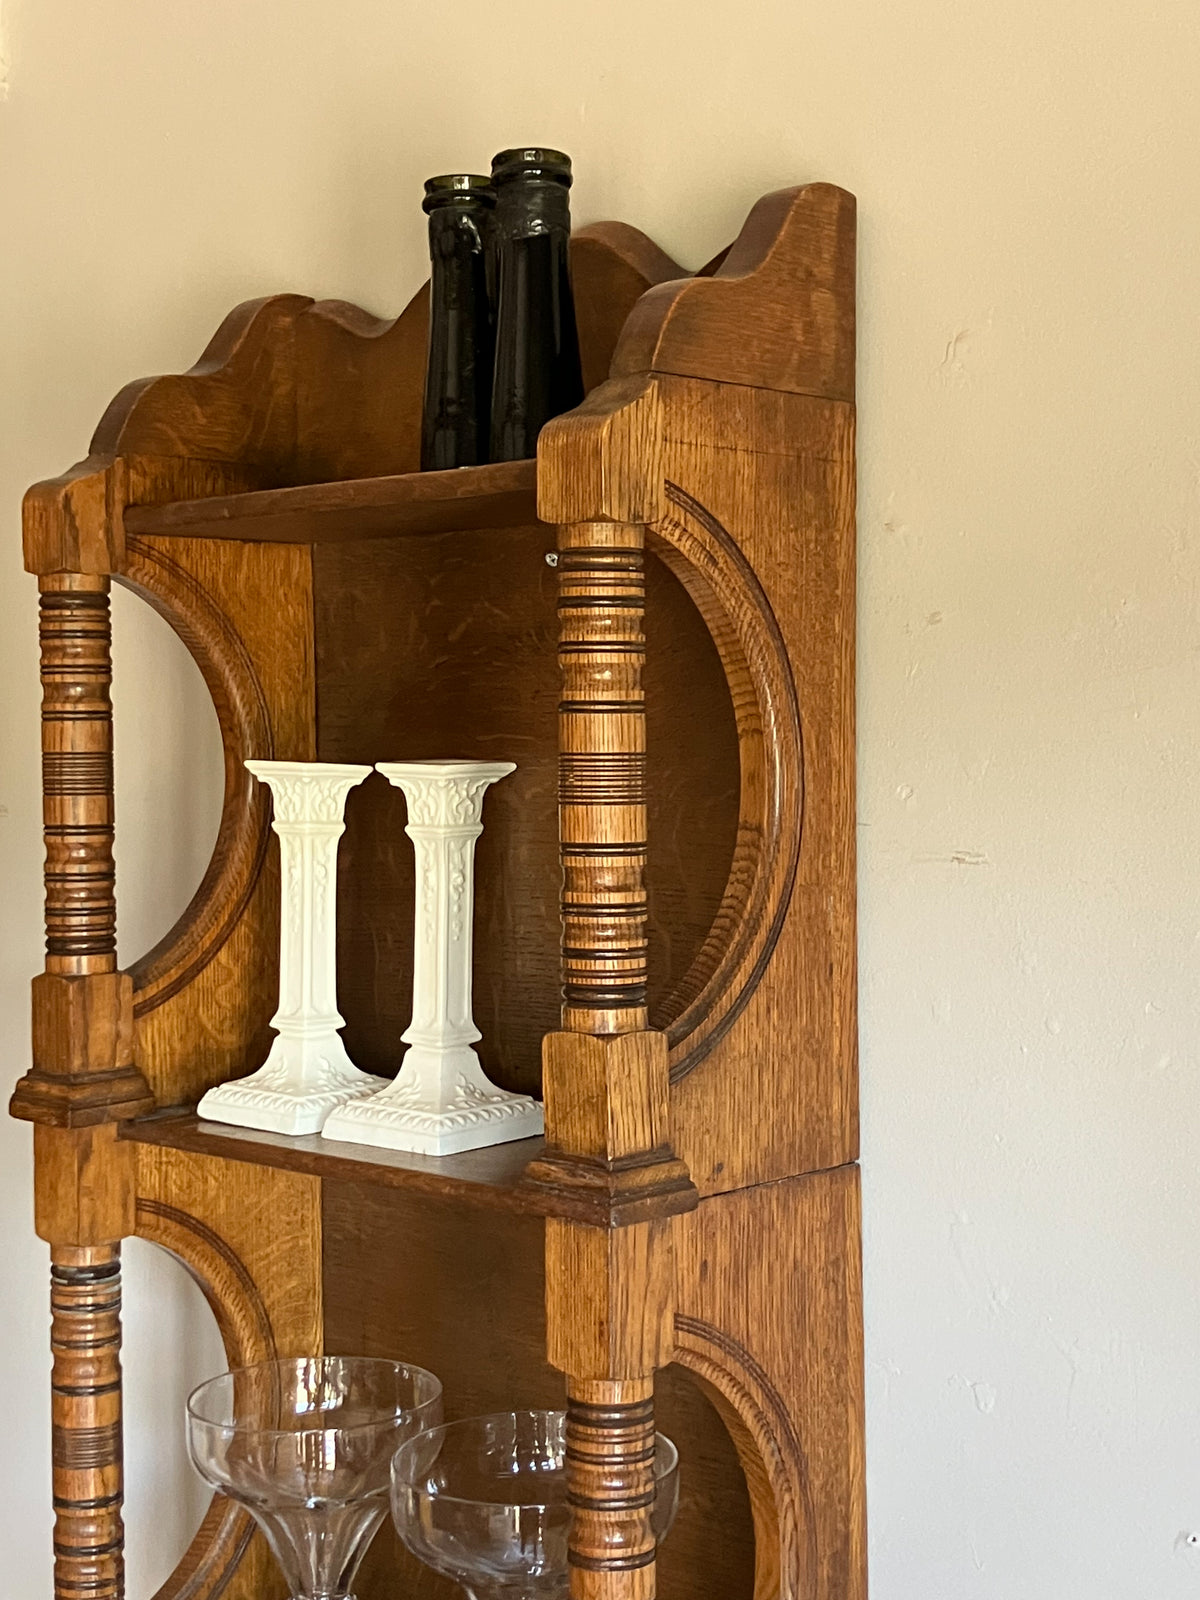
left=11, top=183, right=863, bottom=1600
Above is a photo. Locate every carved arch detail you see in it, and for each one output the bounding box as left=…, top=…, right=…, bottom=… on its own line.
left=650, top=484, right=803, bottom=1080
left=672, top=1315, right=817, bottom=1600
left=116, top=537, right=274, bottom=1016
left=134, top=1199, right=277, bottom=1600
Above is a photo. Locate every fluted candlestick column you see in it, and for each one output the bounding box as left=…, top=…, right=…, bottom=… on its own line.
left=322, top=760, right=544, bottom=1155
left=198, top=761, right=385, bottom=1135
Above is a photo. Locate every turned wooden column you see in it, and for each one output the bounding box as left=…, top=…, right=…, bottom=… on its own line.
left=563, top=1379, right=658, bottom=1597
left=40, top=574, right=118, bottom=974
left=544, top=518, right=676, bottom=1599
left=11, top=573, right=150, bottom=1127
left=12, top=570, right=148, bottom=1600
left=49, top=1245, right=125, bottom=1600
left=30, top=1119, right=136, bottom=1600
left=557, top=520, right=649, bottom=1036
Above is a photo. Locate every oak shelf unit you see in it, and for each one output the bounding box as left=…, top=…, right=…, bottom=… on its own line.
left=12, top=182, right=864, bottom=1600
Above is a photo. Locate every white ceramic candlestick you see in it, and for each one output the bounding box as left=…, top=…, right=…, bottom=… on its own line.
left=198, top=761, right=386, bottom=1136
left=322, top=760, right=544, bottom=1156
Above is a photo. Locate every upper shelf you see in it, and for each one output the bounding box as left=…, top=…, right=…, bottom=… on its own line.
left=123, top=459, right=542, bottom=544
left=23, top=185, right=855, bottom=576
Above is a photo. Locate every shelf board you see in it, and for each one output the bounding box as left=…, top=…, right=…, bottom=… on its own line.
left=123, top=459, right=543, bottom=544
left=121, top=1110, right=555, bottom=1215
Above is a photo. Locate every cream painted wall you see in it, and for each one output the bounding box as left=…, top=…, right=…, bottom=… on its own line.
left=2, top=0, right=1199, bottom=1593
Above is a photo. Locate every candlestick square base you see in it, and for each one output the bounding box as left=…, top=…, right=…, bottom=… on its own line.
left=321, top=1046, right=544, bottom=1156
left=198, top=1037, right=388, bottom=1137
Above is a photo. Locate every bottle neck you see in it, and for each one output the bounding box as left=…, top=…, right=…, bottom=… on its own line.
left=427, top=202, right=491, bottom=259
left=492, top=180, right=571, bottom=237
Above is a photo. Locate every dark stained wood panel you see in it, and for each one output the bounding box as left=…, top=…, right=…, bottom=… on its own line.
left=313, top=524, right=739, bottom=1096
left=123, top=459, right=540, bottom=544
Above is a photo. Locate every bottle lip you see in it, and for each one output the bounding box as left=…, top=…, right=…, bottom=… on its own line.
left=490, top=147, right=573, bottom=186
left=422, top=174, right=495, bottom=211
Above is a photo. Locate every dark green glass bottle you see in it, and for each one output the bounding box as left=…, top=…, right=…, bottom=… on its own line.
left=421, top=174, right=495, bottom=471
left=488, top=148, right=584, bottom=463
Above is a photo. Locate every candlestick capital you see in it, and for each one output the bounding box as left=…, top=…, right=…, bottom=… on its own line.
left=245, top=759, right=373, bottom=826
left=375, top=760, right=515, bottom=830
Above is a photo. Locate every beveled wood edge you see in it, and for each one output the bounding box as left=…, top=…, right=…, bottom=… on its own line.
left=9, top=1063, right=155, bottom=1128
left=672, top=1316, right=816, bottom=1597
left=519, top=1147, right=699, bottom=1226
left=648, top=486, right=804, bottom=1080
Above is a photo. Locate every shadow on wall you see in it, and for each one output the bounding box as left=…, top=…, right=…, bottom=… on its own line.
left=111, top=586, right=224, bottom=968
left=123, top=1238, right=226, bottom=1596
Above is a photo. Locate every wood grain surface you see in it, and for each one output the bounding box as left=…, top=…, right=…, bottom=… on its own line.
left=612, top=184, right=856, bottom=402
left=39, top=576, right=117, bottom=971
left=124, top=1113, right=554, bottom=1216
left=653, top=379, right=857, bottom=1195
left=530, top=182, right=859, bottom=1596
left=565, top=1380, right=658, bottom=1598
left=673, top=1166, right=866, bottom=1600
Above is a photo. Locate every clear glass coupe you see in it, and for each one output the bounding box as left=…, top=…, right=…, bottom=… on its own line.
left=187, top=1355, right=443, bottom=1600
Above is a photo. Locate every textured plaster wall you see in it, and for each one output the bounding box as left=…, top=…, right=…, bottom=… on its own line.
left=2, top=0, right=1199, bottom=1594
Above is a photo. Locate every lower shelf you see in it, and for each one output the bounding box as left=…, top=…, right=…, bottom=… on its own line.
left=121, top=1110, right=549, bottom=1214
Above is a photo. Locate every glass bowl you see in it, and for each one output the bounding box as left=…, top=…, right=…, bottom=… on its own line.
left=187, top=1354, right=442, bottom=1600
left=390, top=1408, right=679, bottom=1599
